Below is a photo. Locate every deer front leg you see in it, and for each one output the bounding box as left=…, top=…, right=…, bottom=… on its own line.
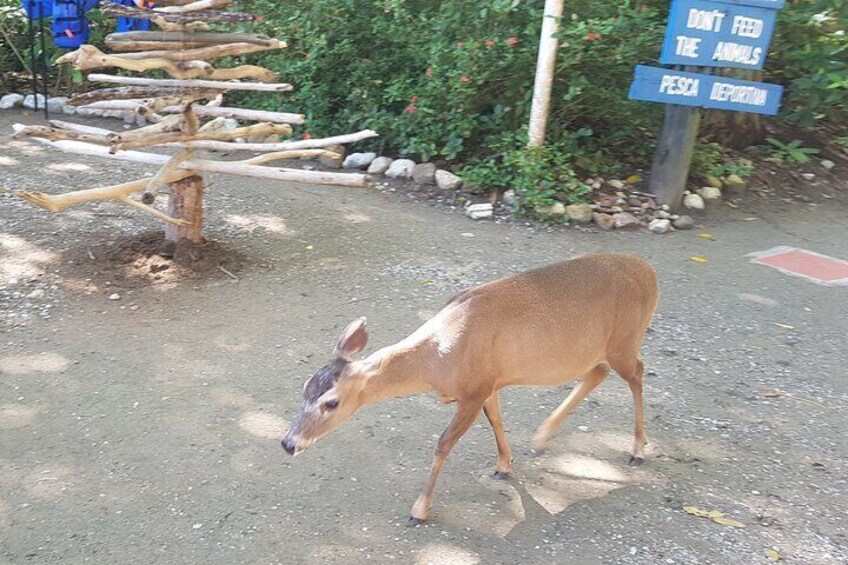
left=408, top=399, right=484, bottom=525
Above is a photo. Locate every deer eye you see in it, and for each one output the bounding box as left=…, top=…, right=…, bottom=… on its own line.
left=322, top=399, right=339, bottom=411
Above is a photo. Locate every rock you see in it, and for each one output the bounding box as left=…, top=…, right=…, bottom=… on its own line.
left=673, top=215, right=695, bottom=230
left=502, top=189, right=517, bottom=207
left=549, top=202, right=567, bottom=216
left=222, top=118, right=239, bottom=130
left=683, top=193, right=705, bottom=210
left=613, top=212, right=641, bottom=229
left=566, top=203, right=593, bottom=225
left=47, top=96, right=67, bottom=113
left=319, top=144, right=345, bottom=168
left=705, top=175, right=723, bottom=188
left=412, top=163, right=437, bottom=185
left=367, top=156, right=392, bottom=174
left=801, top=173, right=815, bottom=181
left=23, top=93, right=47, bottom=110
left=607, top=179, right=625, bottom=190
left=342, top=152, right=377, bottom=169
left=466, top=203, right=493, bottom=220
left=648, top=218, right=672, bottom=234
left=627, top=196, right=642, bottom=207
left=655, top=210, right=671, bottom=219
left=0, top=93, right=24, bottom=109
left=26, top=289, right=46, bottom=301
left=698, top=186, right=722, bottom=201
left=435, top=169, right=463, bottom=191
left=593, top=212, right=615, bottom=230
left=722, top=174, right=746, bottom=196
left=108, top=293, right=121, bottom=301
left=385, top=158, right=416, bottom=179
left=75, top=107, right=100, bottom=118
left=820, top=159, right=835, bottom=171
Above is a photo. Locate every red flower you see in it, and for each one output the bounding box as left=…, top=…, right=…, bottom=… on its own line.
left=425, top=67, right=432, bottom=77
left=456, top=41, right=464, bottom=48
left=587, top=32, right=601, bottom=42
left=411, top=95, right=419, bottom=103
left=405, top=104, right=418, bottom=113
left=459, top=76, right=470, bottom=83
left=485, top=39, right=495, bottom=47
left=302, top=132, right=311, bottom=140
left=507, top=36, right=518, bottom=46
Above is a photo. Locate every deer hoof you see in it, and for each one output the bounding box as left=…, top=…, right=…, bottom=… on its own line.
left=407, top=516, right=426, bottom=527
left=628, top=455, right=644, bottom=467
left=492, top=471, right=511, bottom=480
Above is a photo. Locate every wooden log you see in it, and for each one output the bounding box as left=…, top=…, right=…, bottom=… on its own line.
left=56, top=45, right=218, bottom=80
left=48, top=120, right=114, bottom=136
left=115, top=123, right=293, bottom=151
left=87, top=74, right=294, bottom=93
left=16, top=132, right=374, bottom=188
left=69, top=86, right=217, bottom=106
left=105, top=31, right=273, bottom=46
left=112, top=40, right=285, bottom=62
left=108, top=115, right=184, bottom=144
left=155, top=0, right=231, bottom=13
left=164, top=175, right=205, bottom=243
left=153, top=20, right=210, bottom=33
left=156, top=129, right=380, bottom=152
left=12, top=125, right=109, bottom=144
left=107, top=40, right=209, bottom=51
left=74, top=99, right=304, bottom=125
left=101, top=2, right=254, bottom=24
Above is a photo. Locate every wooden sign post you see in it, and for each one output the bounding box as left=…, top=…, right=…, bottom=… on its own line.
left=629, top=0, right=785, bottom=209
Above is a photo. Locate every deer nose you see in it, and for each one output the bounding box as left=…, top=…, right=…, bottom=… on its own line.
left=281, top=437, right=296, bottom=455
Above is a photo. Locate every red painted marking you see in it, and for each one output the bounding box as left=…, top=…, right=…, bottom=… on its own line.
left=753, top=248, right=848, bottom=283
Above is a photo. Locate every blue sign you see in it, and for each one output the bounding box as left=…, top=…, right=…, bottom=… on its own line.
left=710, top=0, right=784, bottom=8
left=660, top=0, right=778, bottom=70
left=628, top=65, right=783, bottom=115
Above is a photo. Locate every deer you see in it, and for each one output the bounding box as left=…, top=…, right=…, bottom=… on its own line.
left=281, top=253, right=658, bottom=525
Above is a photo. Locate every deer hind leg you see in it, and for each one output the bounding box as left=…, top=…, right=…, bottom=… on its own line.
left=483, top=390, right=512, bottom=479
left=609, top=355, right=647, bottom=466
left=409, top=397, right=485, bottom=525
left=532, top=364, right=609, bottom=452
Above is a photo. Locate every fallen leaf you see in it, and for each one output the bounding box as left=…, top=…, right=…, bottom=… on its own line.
left=759, top=389, right=782, bottom=398
left=772, top=323, right=795, bottom=330
left=698, top=233, right=713, bottom=239
left=743, top=217, right=759, bottom=221
left=684, top=505, right=709, bottom=517
left=306, top=245, right=314, bottom=250
left=626, top=175, right=641, bottom=184
left=765, top=548, right=780, bottom=561
left=707, top=510, right=726, bottom=518
left=712, top=516, right=746, bottom=528
left=690, top=256, right=707, bottom=263
left=725, top=201, right=738, bottom=208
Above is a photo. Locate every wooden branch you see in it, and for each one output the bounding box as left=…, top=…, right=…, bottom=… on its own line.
left=107, top=40, right=209, bottom=51
left=114, top=123, right=293, bottom=151
left=69, top=86, right=218, bottom=106
left=48, top=120, right=114, bottom=136
left=154, top=0, right=232, bottom=13
left=56, top=45, right=218, bottom=80
left=105, top=31, right=273, bottom=46
left=144, top=150, right=194, bottom=199
left=87, top=74, right=294, bottom=93
left=16, top=173, right=194, bottom=226
left=157, top=129, right=380, bottom=152
left=102, top=2, right=253, bottom=24
left=198, top=117, right=228, bottom=132
left=153, top=20, right=210, bottom=33
left=12, top=125, right=109, bottom=144
left=208, top=65, right=278, bottom=83
left=108, top=115, right=184, bottom=144
left=243, top=150, right=342, bottom=164
left=111, top=40, right=286, bottom=61
left=16, top=133, right=373, bottom=188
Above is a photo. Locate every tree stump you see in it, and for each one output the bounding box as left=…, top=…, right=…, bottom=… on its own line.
left=164, top=175, right=205, bottom=244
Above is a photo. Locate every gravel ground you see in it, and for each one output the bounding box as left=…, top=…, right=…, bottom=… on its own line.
left=1, top=110, right=847, bottom=564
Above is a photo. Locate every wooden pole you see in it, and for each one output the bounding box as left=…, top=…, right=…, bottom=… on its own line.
left=527, top=0, right=564, bottom=147
left=164, top=175, right=205, bottom=244
left=647, top=104, right=701, bottom=210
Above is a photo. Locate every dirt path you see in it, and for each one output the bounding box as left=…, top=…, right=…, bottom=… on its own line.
left=2, top=110, right=847, bottom=564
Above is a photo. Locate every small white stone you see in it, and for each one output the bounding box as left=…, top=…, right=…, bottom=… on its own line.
left=0, top=93, right=24, bottom=109
left=697, top=186, right=722, bottom=201
left=367, top=156, right=393, bottom=174
left=193, top=523, right=203, bottom=530
left=465, top=203, right=493, bottom=220
left=801, top=173, right=815, bottom=181
left=577, top=425, right=589, bottom=432
left=820, top=159, right=835, bottom=171
left=108, top=293, right=121, bottom=301
left=649, top=218, right=672, bottom=234
left=26, top=289, right=46, bottom=301
left=683, top=193, right=705, bottom=210
left=435, top=169, right=463, bottom=191
left=342, top=152, right=377, bottom=169
left=607, top=179, right=625, bottom=189
left=385, top=159, right=416, bottom=179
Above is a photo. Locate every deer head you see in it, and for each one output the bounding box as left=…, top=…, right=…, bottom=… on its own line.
left=281, top=318, right=372, bottom=456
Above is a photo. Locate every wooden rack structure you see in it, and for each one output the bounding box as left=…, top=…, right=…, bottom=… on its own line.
left=13, top=0, right=377, bottom=245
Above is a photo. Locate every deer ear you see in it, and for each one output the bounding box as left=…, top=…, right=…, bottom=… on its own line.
left=334, top=317, right=368, bottom=360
